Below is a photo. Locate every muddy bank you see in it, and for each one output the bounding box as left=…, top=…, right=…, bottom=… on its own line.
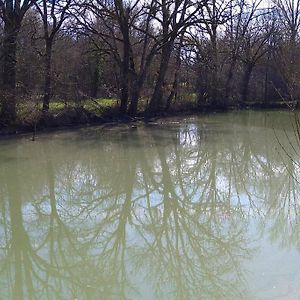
left=0, top=101, right=296, bottom=137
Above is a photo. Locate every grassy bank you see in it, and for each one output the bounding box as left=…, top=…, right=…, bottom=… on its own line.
left=0, top=97, right=297, bottom=136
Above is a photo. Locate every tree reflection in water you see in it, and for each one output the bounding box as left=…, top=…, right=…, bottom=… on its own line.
left=0, top=111, right=299, bottom=299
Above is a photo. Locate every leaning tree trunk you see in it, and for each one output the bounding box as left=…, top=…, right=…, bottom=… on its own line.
left=128, top=50, right=156, bottom=116
left=1, top=23, right=20, bottom=125
left=147, top=42, right=173, bottom=114
left=42, top=39, right=53, bottom=112
left=165, top=76, right=178, bottom=112
left=165, top=32, right=184, bottom=111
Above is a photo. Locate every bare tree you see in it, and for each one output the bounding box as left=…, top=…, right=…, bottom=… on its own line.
left=0, top=0, right=32, bottom=124
left=34, top=0, right=72, bottom=112
left=146, top=0, right=203, bottom=114
left=273, top=0, right=300, bottom=103
left=224, top=0, right=263, bottom=102
left=199, top=0, right=232, bottom=106
left=239, top=10, right=276, bottom=102
left=75, top=0, right=141, bottom=114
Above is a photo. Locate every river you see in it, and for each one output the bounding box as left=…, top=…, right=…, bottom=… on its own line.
left=0, top=110, right=299, bottom=299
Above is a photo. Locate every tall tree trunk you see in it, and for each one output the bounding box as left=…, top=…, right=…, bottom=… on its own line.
left=165, top=76, right=178, bottom=111
left=119, top=52, right=129, bottom=115
left=42, top=39, right=53, bottom=112
left=1, top=23, right=20, bottom=125
left=241, top=63, right=254, bottom=103
left=264, top=53, right=270, bottom=103
left=224, top=56, right=237, bottom=102
left=197, top=63, right=208, bottom=107
left=147, top=42, right=173, bottom=114
left=210, top=31, right=219, bottom=106
left=128, top=51, right=156, bottom=116
left=128, top=59, right=151, bottom=116
left=91, top=57, right=100, bottom=98
left=128, top=76, right=141, bottom=116
left=165, top=32, right=184, bottom=111
left=119, top=31, right=130, bottom=114
left=115, top=0, right=130, bottom=115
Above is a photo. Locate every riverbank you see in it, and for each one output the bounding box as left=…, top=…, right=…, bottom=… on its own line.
left=0, top=100, right=297, bottom=137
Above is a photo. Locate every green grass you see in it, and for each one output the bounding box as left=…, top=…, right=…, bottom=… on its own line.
left=46, top=98, right=118, bottom=114
left=83, top=98, right=118, bottom=116
left=14, top=93, right=199, bottom=125
left=15, top=98, right=118, bottom=124
left=49, top=101, right=66, bottom=112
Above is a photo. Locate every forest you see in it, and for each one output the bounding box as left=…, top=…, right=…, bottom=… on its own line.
left=0, top=0, right=300, bottom=129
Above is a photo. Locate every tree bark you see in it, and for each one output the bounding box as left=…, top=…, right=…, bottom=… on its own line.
left=241, top=63, right=254, bottom=103
left=128, top=76, right=142, bottom=116
left=91, top=57, right=100, bottom=98
left=42, top=39, right=53, bottom=112
left=119, top=43, right=130, bottom=114
left=147, top=42, right=173, bottom=114
left=128, top=50, right=156, bottom=116
left=264, top=53, right=270, bottom=103
left=115, top=0, right=130, bottom=115
left=1, top=23, right=20, bottom=124
left=224, top=57, right=238, bottom=102
left=210, top=30, right=219, bottom=106
left=165, top=32, right=185, bottom=111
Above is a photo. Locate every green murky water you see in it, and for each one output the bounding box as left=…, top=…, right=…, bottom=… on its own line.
left=0, top=110, right=300, bottom=300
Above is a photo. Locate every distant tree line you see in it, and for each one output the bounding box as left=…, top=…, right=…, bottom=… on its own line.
left=1, top=0, right=300, bottom=125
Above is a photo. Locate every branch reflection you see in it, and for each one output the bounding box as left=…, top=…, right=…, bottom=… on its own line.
left=0, top=112, right=299, bottom=299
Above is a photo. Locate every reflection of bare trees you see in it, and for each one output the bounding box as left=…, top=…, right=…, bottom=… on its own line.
left=0, top=112, right=299, bottom=299
left=268, top=111, right=300, bottom=249
left=0, top=158, right=65, bottom=300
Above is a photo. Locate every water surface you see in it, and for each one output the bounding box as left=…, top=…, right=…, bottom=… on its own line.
left=0, top=110, right=300, bottom=299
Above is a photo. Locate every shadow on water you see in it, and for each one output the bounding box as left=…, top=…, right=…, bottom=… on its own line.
left=0, top=111, right=299, bottom=299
